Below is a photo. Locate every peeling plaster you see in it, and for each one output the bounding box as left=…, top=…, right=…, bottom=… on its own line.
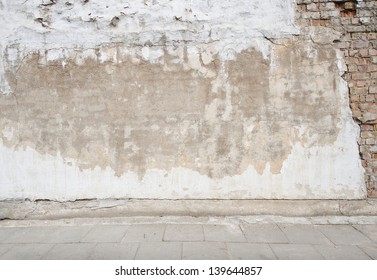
left=0, top=0, right=366, bottom=200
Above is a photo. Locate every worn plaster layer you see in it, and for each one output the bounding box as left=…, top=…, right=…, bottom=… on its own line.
left=0, top=0, right=366, bottom=200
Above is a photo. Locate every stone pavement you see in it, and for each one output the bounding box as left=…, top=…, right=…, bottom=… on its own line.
left=0, top=216, right=377, bottom=260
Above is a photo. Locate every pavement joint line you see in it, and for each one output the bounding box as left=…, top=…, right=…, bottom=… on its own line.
left=180, top=242, right=183, bottom=260
left=162, top=224, right=167, bottom=242
left=133, top=242, right=141, bottom=260
left=44, top=243, right=57, bottom=257
left=351, top=224, right=376, bottom=243
left=356, top=245, right=373, bottom=260
left=267, top=243, right=278, bottom=260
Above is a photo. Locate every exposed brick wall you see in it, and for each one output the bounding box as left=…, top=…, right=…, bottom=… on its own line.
left=296, top=0, right=377, bottom=197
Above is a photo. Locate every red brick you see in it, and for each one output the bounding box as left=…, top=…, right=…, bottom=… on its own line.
left=357, top=81, right=368, bottom=87
left=311, top=19, right=328, bottom=26
left=344, top=2, right=356, bottom=10
left=359, top=49, right=369, bottom=57
left=350, top=94, right=360, bottom=102
left=352, top=41, right=370, bottom=49
left=345, top=57, right=365, bottom=64
left=351, top=87, right=368, bottom=95
left=370, top=86, right=377, bottom=94
left=352, top=73, right=370, bottom=80
left=341, top=10, right=357, bottom=18
left=368, top=65, right=377, bottom=72
left=367, top=33, right=377, bottom=40
left=348, top=64, right=358, bottom=72
left=358, top=65, right=368, bottom=72
left=370, top=49, right=377, bottom=56
left=361, top=124, right=374, bottom=131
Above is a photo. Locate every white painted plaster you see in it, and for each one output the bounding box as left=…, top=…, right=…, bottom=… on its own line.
left=0, top=0, right=298, bottom=94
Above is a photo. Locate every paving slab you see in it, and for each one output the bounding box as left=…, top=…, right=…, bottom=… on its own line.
left=278, top=224, right=332, bottom=245
left=1, top=227, right=61, bottom=244
left=204, top=225, right=246, bottom=242
left=227, top=243, right=277, bottom=260
left=135, top=242, right=182, bottom=260
left=270, top=244, right=324, bottom=260
left=0, top=244, right=54, bottom=260
left=81, top=225, right=129, bottom=243
left=317, top=225, right=373, bottom=246
left=46, top=226, right=93, bottom=243
left=314, top=245, right=371, bottom=260
left=122, top=224, right=165, bottom=242
left=0, top=244, right=15, bottom=257
left=241, top=223, right=288, bottom=243
left=353, top=225, right=377, bottom=242
left=358, top=245, right=377, bottom=260
left=164, top=225, right=204, bottom=242
left=90, top=243, right=139, bottom=260
left=43, top=243, right=96, bottom=260
left=0, top=227, right=19, bottom=243
left=182, top=242, right=229, bottom=260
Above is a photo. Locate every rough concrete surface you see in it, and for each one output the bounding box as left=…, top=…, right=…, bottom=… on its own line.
left=0, top=0, right=368, bottom=201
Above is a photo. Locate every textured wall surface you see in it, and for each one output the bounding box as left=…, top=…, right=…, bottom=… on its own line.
left=0, top=0, right=366, bottom=200
left=296, top=0, right=377, bottom=197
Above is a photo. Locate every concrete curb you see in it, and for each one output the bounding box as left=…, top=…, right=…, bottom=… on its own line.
left=1, top=199, right=377, bottom=220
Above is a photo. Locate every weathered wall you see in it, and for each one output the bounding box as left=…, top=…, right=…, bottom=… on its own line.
left=0, top=0, right=366, bottom=201
left=296, top=0, right=377, bottom=197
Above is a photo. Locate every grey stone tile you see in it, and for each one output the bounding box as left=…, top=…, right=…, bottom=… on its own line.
left=164, top=225, right=204, bottom=242
left=135, top=242, right=182, bottom=260
left=227, top=243, right=276, bottom=260
left=0, top=244, right=54, bottom=260
left=182, top=242, right=229, bottom=260
left=317, top=225, right=373, bottom=246
left=270, top=244, right=324, bottom=260
left=353, top=225, right=377, bottom=243
left=279, top=224, right=332, bottom=245
left=90, top=243, right=139, bottom=260
left=0, top=244, right=15, bottom=256
left=122, top=224, right=165, bottom=242
left=46, top=226, right=93, bottom=243
left=81, top=225, right=129, bottom=243
left=204, top=225, right=246, bottom=242
left=359, top=245, right=377, bottom=260
left=315, top=245, right=371, bottom=260
left=0, top=227, right=19, bottom=243
left=43, top=243, right=96, bottom=260
left=241, top=223, right=288, bottom=243
left=2, top=227, right=61, bottom=244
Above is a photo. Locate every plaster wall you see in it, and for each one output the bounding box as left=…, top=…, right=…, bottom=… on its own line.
left=0, top=0, right=366, bottom=200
